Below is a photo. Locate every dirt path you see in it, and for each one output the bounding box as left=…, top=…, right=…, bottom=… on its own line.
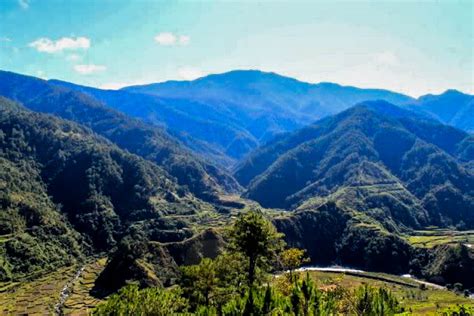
left=294, top=266, right=445, bottom=290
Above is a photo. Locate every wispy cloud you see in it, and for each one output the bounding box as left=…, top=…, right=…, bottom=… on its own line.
left=154, top=32, right=190, bottom=46
left=177, top=67, right=203, bottom=80
left=66, top=54, right=82, bottom=62
left=0, top=37, right=12, bottom=42
left=18, top=0, right=29, bottom=9
left=74, top=64, right=106, bottom=75
left=29, top=37, right=90, bottom=53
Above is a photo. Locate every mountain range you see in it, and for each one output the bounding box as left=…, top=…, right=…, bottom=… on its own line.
left=235, top=101, right=473, bottom=229
left=406, top=89, right=474, bottom=133
left=0, top=70, right=239, bottom=201
left=49, top=70, right=417, bottom=164
left=0, top=68, right=472, bottom=291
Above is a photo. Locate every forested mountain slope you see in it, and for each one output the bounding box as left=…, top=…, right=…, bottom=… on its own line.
left=48, top=79, right=253, bottom=165
left=0, top=70, right=239, bottom=201
left=236, top=101, right=474, bottom=229
left=0, top=97, right=213, bottom=281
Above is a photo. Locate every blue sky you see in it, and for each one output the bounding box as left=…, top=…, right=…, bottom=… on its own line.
left=0, top=0, right=472, bottom=97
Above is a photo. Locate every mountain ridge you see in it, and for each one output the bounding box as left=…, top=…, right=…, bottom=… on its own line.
left=406, top=89, right=474, bottom=132
left=47, top=69, right=419, bottom=163
left=235, top=101, right=474, bottom=229
left=0, top=70, right=240, bottom=201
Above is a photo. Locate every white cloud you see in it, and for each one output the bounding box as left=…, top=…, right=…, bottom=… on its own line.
left=29, top=37, right=90, bottom=53
left=177, top=67, right=203, bottom=80
left=18, top=0, right=29, bottom=9
left=373, top=51, right=399, bottom=67
left=66, top=54, right=82, bottom=62
left=74, top=64, right=106, bottom=75
left=154, top=32, right=176, bottom=45
left=0, top=37, right=12, bottom=42
left=154, top=32, right=190, bottom=46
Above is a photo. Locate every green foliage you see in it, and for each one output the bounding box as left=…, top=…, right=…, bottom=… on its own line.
left=0, top=155, right=83, bottom=281
left=93, top=208, right=410, bottom=315
left=418, top=243, right=474, bottom=288
left=337, top=224, right=411, bottom=274
left=181, top=258, right=218, bottom=307
left=440, top=304, right=474, bottom=316
left=228, top=209, right=285, bottom=286
left=349, top=284, right=400, bottom=316
left=97, top=270, right=403, bottom=315
left=94, top=284, right=187, bottom=315
left=0, top=97, right=214, bottom=281
left=280, top=248, right=309, bottom=282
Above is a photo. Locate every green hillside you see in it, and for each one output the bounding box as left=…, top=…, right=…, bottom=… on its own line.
left=0, top=97, right=215, bottom=281
left=236, top=102, right=474, bottom=230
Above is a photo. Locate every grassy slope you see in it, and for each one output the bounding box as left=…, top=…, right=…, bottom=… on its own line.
left=299, top=270, right=473, bottom=315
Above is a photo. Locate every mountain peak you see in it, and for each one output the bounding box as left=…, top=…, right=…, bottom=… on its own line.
left=442, top=89, right=470, bottom=96
left=417, top=89, right=472, bottom=101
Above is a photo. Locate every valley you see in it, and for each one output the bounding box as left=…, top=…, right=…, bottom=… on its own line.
left=0, top=69, right=472, bottom=314
left=1, top=252, right=472, bottom=314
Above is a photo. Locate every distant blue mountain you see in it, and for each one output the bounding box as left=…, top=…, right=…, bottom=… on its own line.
left=52, top=70, right=413, bottom=163
left=123, top=70, right=414, bottom=116
left=0, top=70, right=240, bottom=200
left=405, top=90, right=474, bottom=133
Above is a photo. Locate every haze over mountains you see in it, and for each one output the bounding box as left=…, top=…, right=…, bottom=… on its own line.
left=46, top=70, right=473, bottom=167
left=0, top=68, right=473, bottom=296
left=406, top=89, right=474, bottom=133
left=0, top=70, right=240, bottom=201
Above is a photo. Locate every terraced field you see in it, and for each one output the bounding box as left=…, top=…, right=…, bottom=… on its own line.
left=62, top=258, right=107, bottom=315
left=0, top=266, right=77, bottom=315
left=405, top=229, right=474, bottom=248
left=0, top=258, right=106, bottom=315
left=301, top=270, right=474, bottom=315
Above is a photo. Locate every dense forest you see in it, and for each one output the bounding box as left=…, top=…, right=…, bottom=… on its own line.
left=0, top=97, right=209, bottom=280
left=236, top=101, right=473, bottom=229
